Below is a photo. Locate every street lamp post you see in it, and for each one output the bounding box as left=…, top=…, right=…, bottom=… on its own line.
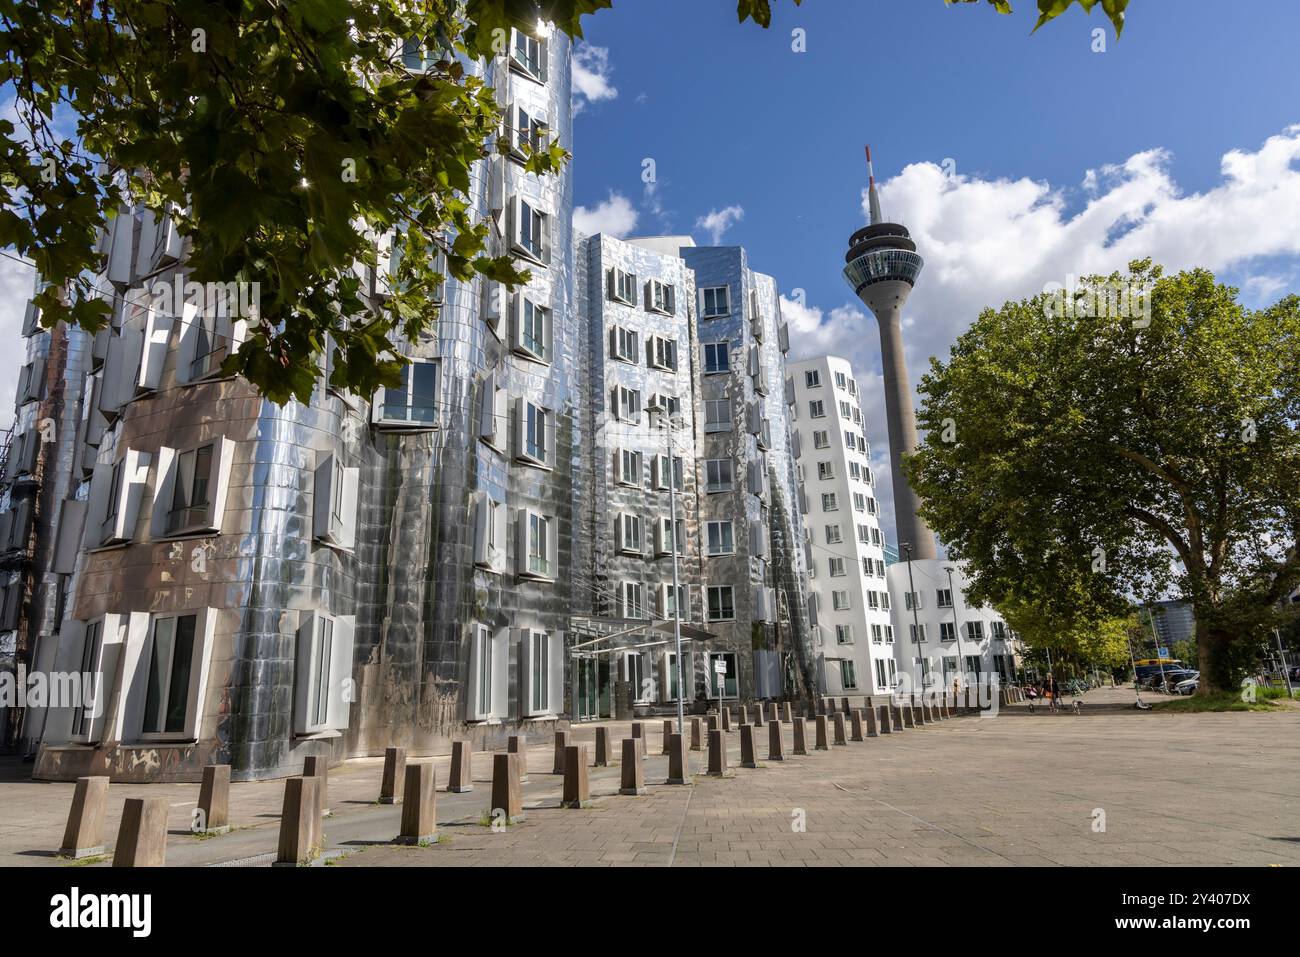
left=945, top=565, right=965, bottom=701
left=902, top=543, right=923, bottom=696
left=651, top=402, right=686, bottom=736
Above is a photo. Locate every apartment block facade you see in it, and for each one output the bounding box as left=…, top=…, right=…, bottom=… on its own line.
left=786, top=355, right=896, bottom=697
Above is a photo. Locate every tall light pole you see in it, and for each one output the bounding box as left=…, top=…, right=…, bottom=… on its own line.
left=651, top=402, right=686, bottom=735
left=902, top=542, right=923, bottom=694
left=945, top=565, right=965, bottom=699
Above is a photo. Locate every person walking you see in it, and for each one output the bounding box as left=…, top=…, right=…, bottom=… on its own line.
left=1044, top=672, right=1061, bottom=713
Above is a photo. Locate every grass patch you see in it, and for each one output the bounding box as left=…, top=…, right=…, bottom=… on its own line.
left=1152, top=688, right=1293, bottom=713
left=61, top=854, right=107, bottom=867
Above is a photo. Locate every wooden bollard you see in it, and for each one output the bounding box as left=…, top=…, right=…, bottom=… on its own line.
left=707, top=729, right=727, bottom=776
left=767, top=720, right=785, bottom=761
left=60, top=776, right=108, bottom=858
left=782, top=702, right=793, bottom=723
left=275, top=777, right=321, bottom=866
left=879, top=704, right=893, bottom=733
left=449, top=741, right=474, bottom=793
left=850, top=709, right=865, bottom=742
left=666, top=733, right=688, bottom=785
left=303, top=755, right=330, bottom=817
left=620, top=739, right=646, bottom=795
left=380, top=747, right=406, bottom=804
left=112, top=797, right=168, bottom=867
left=662, top=719, right=674, bottom=754
left=396, top=763, right=436, bottom=844
left=815, top=714, right=830, bottom=750
left=690, top=717, right=703, bottom=751
left=594, top=726, right=611, bottom=767
left=740, top=724, right=758, bottom=769
left=553, top=730, right=570, bottom=774
left=561, top=745, right=590, bottom=808
left=631, top=721, right=646, bottom=757
left=508, top=734, right=530, bottom=782
left=196, top=764, right=231, bottom=834
left=792, top=717, right=809, bottom=755
left=722, top=707, right=732, bottom=732
left=865, top=706, right=880, bottom=737
left=491, top=753, right=524, bottom=824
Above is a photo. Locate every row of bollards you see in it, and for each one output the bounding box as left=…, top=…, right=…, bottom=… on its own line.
left=60, top=695, right=962, bottom=866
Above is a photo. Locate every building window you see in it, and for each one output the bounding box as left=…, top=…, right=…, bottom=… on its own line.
left=514, top=297, right=552, bottom=362
left=621, top=582, right=645, bottom=619
left=649, top=335, right=678, bottom=371
left=377, top=359, right=438, bottom=427
left=817, top=461, right=834, bottom=481
left=839, top=660, right=858, bottom=690
left=469, top=625, right=495, bottom=720
left=707, top=585, right=735, bottom=622
left=910, top=623, right=927, bottom=643
left=655, top=516, right=686, bottom=556
left=991, top=620, right=1008, bottom=640
left=511, top=196, right=548, bottom=263
left=703, top=342, right=730, bottom=374
left=610, top=325, right=639, bottom=363
left=617, top=449, right=642, bottom=487
left=874, top=659, right=887, bottom=688
left=853, top=493, right=866, bottom=512
left=857, top=524, right=871, bottom=544
left=834, top=371, right=847, bottom=390
left=936, top=588, right=953, bottom=609
left=704, top=399, right=731, bottom=433
left=616, top=514, right=643, bottom=554
left=904, top=591, right=924, bottom=611
left=706, top=521, right=735, bottom=556
left=809, top=400, right=826, bottom=419
left=293, top=612, right=356, bottom=735
left=813, top=430, right=829, bottom=449
left=71, top=620, right=105, bottom=740
left=141, top=612, right=202, bottom=738
left=871, top=624, right=884, bottom=643
left=839, top=400, right=852, bottom=419
left=836, top=624, right=853, bottom=645
left=832, top=590, right=850, bottom=611
left=608, top=267, right=636, bottom=305
left=313, top=453, right=359, bottom=550
left=510, top=28, right=548, bottom=83
left=704, top=458, right=734, bottom=493
left=825, top=524, right=842, bottom=545
left=515, top=400, right=552, bottom=467
left=646, top=279, right=676, bottom=315
left=867, top=591, right=879, bottom=610
left=966, top=621, right=985, bottom=642
left=614, top=385, right=642, bottom=424
left=821, top=492, right=838, bottom=512
left=517, top=510, right=555, bottom=579
left=804, top=369, right=821, bottom=388
left=940, top=621, right=956, bottom=642
left=528, top=630, right=551, bottom=714
left=509, top=104, right=549, bottom=159
left=700, top=286, right=730, bottom=318
left=828, top=557, right=845, bottom=577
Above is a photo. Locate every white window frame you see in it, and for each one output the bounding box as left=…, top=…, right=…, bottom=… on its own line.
left=699, top=285, right=730, bottom=319
left=705, top=520, right=735, bottom=557
left=707, top=585, right=736, bottom=622
left=703, top=342, right=730, bottom=374
left=125, top=608, right=217, bottom=742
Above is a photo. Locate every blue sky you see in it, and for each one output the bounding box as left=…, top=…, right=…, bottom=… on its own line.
left=570, top=0, right=1300, bottom=542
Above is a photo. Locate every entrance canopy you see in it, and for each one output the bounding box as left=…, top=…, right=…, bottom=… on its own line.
left=568, top=616, right=716, bottom=656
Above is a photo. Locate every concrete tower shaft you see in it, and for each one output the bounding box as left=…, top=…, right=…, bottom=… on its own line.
left=841, top=147, right=937, bottom=560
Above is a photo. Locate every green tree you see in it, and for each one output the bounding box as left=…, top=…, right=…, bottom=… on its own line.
left=0, top=0, right=1124, bottom=402
left=906, top=261, right=1300, bottom=695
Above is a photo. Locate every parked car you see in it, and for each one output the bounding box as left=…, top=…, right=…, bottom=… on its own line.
left=1174, top=677, right=1198, bottom=695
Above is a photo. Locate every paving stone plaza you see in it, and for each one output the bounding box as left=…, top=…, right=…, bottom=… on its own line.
left=3, top=689, right=1297, bottom=868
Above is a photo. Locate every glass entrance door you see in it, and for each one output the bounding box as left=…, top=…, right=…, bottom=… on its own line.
left=576, top=657, right=597, bottom=721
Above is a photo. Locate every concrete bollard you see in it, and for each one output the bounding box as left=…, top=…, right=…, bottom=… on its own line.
left=841, top=697, right=851, bottom=715
left=815, top=715, right=830, bottom=751
left=890, top=703, right=904, bottom=730
left=275, top=777, right=321, bottom=866
left=707, top=713, right=720, bottom=734
left=740, top=724, right=758, bottom=769
left=112, top=797, right=169, bottom=868
left=449, top=741, right=474, bottom=793
left=491, top=753, right=525, bottom=824
left=722, top=707, right=732, bottom=732
left=865, top=706, right=880, bottom=737
left=620, top=739, right=647, bottom=795
left=196, top=764, right=231, bottom=834
left=902, top=704, right=916, bottom=728
left=662, top=719, right=674, bottom=755
left=850, top=709, right=865, bottom=742
left=707, top=729, right=728, bottom=776
left=739, top=705, right=749, bottom=726
left=594, top=726, right=612, bottom=767
left=825, top=698, right=837, bottom=715
left=690, top=717, right=703, bottom=751
left=60, top=776, right=108, bottom=859
left=782, top=702, right=793, bottom=724
left=793, top=717, right=809, bottom=755
left=833, top=712, right=848, bottom=746
left=396, top=763, right=437, bottom=844
left=508, top=734, right=530, bottom=782
left=553, top=730, right=570, bottom=774
left=561, top=745, right=590, bottom=808
left=768, top=719, right=785, bottom=761
left=666, top=733, right=689, bottom=785
left=631, top=721, right=647, bottom=758
left=879, top=704, right=893, bottom=733
left=303, top=755, right=330, bottom=817
left=380, top=747, right=407, bottom=804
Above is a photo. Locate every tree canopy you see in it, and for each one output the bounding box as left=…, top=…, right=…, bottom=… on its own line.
left=906, top=261, right=1300, bottom=694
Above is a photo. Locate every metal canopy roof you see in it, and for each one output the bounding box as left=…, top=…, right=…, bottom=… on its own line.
left=568, top=616, right=717, bottom=654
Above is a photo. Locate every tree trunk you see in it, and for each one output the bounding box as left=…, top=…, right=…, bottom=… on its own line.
left=1193, top=614, right=1236, bottom=696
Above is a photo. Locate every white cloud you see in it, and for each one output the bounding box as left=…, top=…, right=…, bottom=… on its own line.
left=571, top=44, right=617, bottom=115
left=573, top=191, right=639, bottom=239
left=789, top=124, right=1300, bottom=546
left=0, top=253, right=35, bottom=432
left=694, top=205, right=744, bottom=245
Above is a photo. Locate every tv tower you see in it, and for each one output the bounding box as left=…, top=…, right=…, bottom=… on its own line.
left=842, top=146, right=936, bottom=560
